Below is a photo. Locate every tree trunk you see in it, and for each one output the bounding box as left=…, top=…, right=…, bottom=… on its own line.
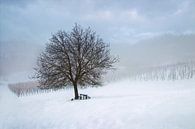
left=73, top=82, right=79, bottom=99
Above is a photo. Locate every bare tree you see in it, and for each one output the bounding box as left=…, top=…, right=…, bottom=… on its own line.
left=34, top=24, right=117, bottom=99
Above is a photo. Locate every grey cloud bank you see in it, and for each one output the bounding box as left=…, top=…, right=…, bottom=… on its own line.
left=1, top=0, right=195, bottom=43
left=0, top=0, right=195, bottom=78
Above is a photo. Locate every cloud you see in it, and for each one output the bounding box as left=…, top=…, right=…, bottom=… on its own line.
left=0, top=0, right=195, bottom=76
left=83, top=10, right=113, bottom=21
left=0, top=0, right=195, bottom=44
left=83, top=8, right=144, bottom=23
left=173, top=1, right=190, bottom=15
left=123, top=9, right=140, bottom=20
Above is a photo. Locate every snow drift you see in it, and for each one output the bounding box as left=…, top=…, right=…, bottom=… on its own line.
left=0, top=79, right=195, bottom=129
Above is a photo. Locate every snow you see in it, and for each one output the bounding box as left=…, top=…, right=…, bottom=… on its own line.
left=0, top=79, right=195, bottom=129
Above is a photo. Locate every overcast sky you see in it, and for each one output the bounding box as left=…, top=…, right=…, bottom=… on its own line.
left=0, top=0, right=195, bottom=44
left=0, top=0, right=195, bottom=77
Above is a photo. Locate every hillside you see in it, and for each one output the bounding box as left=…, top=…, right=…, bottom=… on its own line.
left=1, top=79, right=195, bottom=129
left=111, top=34, right=195, bottom=77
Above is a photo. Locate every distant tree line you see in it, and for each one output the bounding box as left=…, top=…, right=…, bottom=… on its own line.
left=8, top=81, right=42, bottom=97
left=132, top=61, right=195, bottom=81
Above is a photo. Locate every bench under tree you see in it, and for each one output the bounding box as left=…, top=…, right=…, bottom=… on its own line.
left=71, top=94, right=91, bottom=101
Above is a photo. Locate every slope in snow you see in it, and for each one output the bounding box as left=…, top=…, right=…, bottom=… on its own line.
left=0, top=79, right=195, bottom=129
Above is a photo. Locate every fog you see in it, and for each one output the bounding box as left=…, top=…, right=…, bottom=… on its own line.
left=1, top=1, right=195, bottom=129
left=0, top=0, right=195, bottom=82
left=1, top=33, right=195, bottom=82
left=0, top=41, right=43, bottom=77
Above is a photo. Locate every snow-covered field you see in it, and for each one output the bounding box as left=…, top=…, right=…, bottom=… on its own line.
left=0, top=79, right=195, bottom=129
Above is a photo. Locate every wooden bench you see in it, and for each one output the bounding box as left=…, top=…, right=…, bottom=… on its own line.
left=79, top=94, right=91, bottom=100
left=71, top=94, right=91, bottom=101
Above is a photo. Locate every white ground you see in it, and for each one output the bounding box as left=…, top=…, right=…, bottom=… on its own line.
left=0, top=79, right=195, bottom=129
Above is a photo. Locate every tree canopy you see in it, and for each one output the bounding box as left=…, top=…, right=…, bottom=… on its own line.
left=35, top=24, right=117, bottom=99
